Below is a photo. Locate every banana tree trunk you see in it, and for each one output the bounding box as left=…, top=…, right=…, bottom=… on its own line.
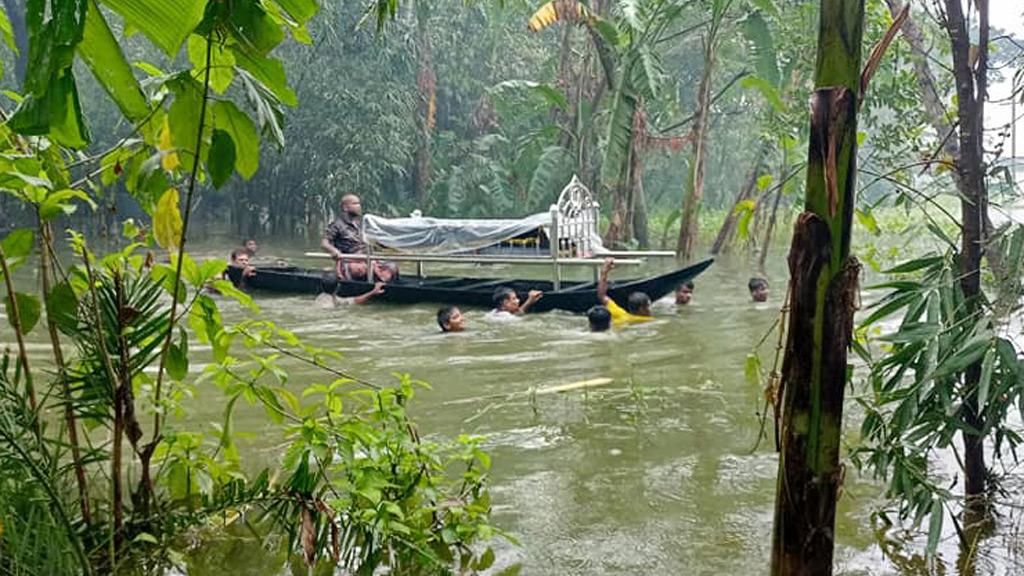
left=676, top=38, right=715, bottom=260
left=771, top=1, right=864, bottom=574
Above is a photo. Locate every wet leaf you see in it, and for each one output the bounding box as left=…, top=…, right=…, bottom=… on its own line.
left=46, top=281, right=79, bottom=333
left=167, top=329, right=189, bottom=381
left=6, top=292, right=41, bottom=334
left=99, top=0, right=206, bottom=57
left=214, top=100, right=260, bottom=179
left=154, top=188, right=183, bottom=252
left=208, top=129, right=236, bottom=189
left=977, top=347, right=995, bottom=411
left=925, top=499, right=943, bottom=557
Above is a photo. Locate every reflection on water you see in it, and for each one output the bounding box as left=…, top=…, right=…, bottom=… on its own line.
left=2, top=247, right=1021, bottom=574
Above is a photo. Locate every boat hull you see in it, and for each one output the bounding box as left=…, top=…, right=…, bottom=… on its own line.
left=227, top=259, right=713, bottom=313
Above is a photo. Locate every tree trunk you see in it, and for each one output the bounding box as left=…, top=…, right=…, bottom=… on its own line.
left=711, top=143, right=767, bottom=255
left=771, top=0, right=864, bottom=574
left=758, top=149, right=788, bottom=272
left=413, top=0, right=435, bottom=207
left=676, top=38, right=715, bottom=259
left=631, top=102, right=649, bottom=248
left=2, top=0, right=28, bottom=88
left=943, top=0, right=988, bottom=504
left=39, top=222, right=92, bottom=525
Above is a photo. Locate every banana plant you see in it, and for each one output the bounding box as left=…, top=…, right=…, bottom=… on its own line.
left=528, top=0, right=688, bottom=247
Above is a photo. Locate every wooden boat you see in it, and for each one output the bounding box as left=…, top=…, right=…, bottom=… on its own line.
left=225, top=258, right=713, bottom=313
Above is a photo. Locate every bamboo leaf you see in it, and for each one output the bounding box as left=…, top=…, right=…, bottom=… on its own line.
left=926, top=500, right=943, bottom=557
left=0, top=3, right=14, bottom=52
left=977, top=347, right=995, bottom=411
left=883, top=255, right=942, bottom=274
left=855, top=207, right=880, bottom=235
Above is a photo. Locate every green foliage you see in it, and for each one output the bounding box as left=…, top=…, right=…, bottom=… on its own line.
left=5, top=291, right=41, bottom=334
left=0, top=1, right=504, bottom=574
left=852, top=242, right=1024, bottom=553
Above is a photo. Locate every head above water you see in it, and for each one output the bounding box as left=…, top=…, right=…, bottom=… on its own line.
left=492, top=286, right=520, bottom=313
left=341, top=194, right=362, bottom=218
left=587, top=306, right=611, bottom=332
left=375, top=261, right=397, bottom=283
left=437, top=305, right=465, bottom=332
left=243, top=239, right=258, bottom=255
left=748, top=277, right=769, bottom=302
left=627, top=291, right=652, bottom=316
left=230, top=250, right=250, bottom=268
left=675, top=281, right=694, bottom=305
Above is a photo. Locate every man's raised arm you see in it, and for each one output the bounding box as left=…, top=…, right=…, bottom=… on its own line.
left=596, top=257, right=614, bottom=304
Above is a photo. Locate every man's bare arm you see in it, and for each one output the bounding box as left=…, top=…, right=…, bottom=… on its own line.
left=596, top=257, right=614, bottom=304
left=352, top=282, right=385, bottom=304
left=518, top=289, right=543, bottom=314
left=321, top=236, right=342, bottom=259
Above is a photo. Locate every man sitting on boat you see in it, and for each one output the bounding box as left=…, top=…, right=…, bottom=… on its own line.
left=597, top=258, right=652, bottom=324
left=321, top=194, right=398, bottom=281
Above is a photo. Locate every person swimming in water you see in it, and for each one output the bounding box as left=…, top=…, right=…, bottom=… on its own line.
left=597, top=258, right=652, bottom=324
left=675, top=280, right=694, bottom=305
left=587, top=305, right=612, bottom=332
left=437, top=305, right=466, bottom=332
left=492, top=286, right=543, bottom=315
left=748, top=277, right=769, bottom=302
left=315, top=282, right=386, bottom=307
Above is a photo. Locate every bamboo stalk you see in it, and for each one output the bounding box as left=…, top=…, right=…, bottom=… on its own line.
left=0, top=243, right=36, bottom=412
left=38, top=221, right=92, bottom=525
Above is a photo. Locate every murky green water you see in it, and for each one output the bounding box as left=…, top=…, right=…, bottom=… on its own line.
left=3, top=245, right=1022, bottom=575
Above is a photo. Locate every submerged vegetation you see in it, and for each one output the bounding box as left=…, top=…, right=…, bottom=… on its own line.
left=0, top=0, right=1021, bottom=574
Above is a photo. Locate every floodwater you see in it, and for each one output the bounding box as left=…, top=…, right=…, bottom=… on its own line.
left=3, top=246, right=1022, bottom=575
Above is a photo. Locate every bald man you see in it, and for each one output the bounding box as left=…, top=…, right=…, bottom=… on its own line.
left=321, top=194, right=395, bottom=280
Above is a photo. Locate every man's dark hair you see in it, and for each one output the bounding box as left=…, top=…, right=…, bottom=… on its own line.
left=627, top=292, right=651, bottom=314
left=492, top=286, right=516, bottom=308
left=748, top=277, right=769, bottom=292
left=588, top=306, right=611, bottom=332
left=229, top=249, right=245, bottom=262
left=437, top=306, right=457, bottom=332
left=681, top=280, right=694, bottom=290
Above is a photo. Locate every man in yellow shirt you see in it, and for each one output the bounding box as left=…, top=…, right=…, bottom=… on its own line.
left=597, top=258, right=653, bottom=324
